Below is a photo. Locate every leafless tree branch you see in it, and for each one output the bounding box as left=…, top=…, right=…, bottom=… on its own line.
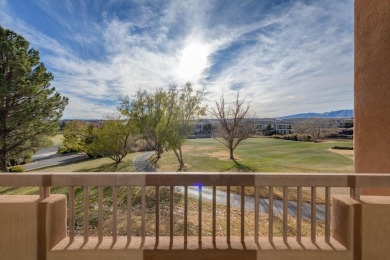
left=210, top=92, right=255, bottom=160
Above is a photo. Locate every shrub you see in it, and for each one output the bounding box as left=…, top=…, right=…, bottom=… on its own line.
left=21, top=153, right=33, bottom=164
left=271, top=134, right=313, bottom=142
left=284, top=134, right=298, bottom=141
left=130, top=139, right=154, bottom=152
left=271, top=134, right=285, bottom=140
left=9, top=166, right=26, bottom=172
left=325, top=132, right=340, bottom=139
left=296, top=134, right=313, bottom=142
left=272, top=134, right=297, bottom=141
left=22, top=157, right=32, bottom=164
left=8, top=158, right=20, bottom=166
left=57, top=146, right=78, bottom=154
left=332, top=146, right=353, bottom=150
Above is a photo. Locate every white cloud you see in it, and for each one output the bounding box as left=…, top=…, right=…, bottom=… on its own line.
left=0, top=0, right=354, bottom=119
left=204, top=1, right=354, bottom=117
left=64, top=95, right=114, bottom=119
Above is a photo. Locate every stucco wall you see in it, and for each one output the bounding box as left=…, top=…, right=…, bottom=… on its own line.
left=354, top=0, right=390, bottom=176
left=12, top=194, right=390, bottom=260
left=333, top=195, right=390, bottom=259
left=0, top=195, right=66, bottom=260
left=0, top=195, right=39, bottom=260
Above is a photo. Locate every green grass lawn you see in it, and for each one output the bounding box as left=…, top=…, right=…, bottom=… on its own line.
left=33, top=133, right=138, bottom=173
left=1, top=137, right=337, bottom=235
left=156, top=137, right=353, bottom=173
left=48, top=133, right=64, bottom=147
left=2, top=137, right=351, bottom=203
left=38, top=135, right=352, bottom=173
left=32, top=153, right=140, bottom=173
left=0, top=153, right=139, bottom=195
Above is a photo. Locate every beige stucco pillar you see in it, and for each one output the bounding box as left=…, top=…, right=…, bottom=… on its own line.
left=0, top=195, right=66, bottom=260
left=354, top=0, right=390, bottom=190
left=333, top=195, right=390, bottom=259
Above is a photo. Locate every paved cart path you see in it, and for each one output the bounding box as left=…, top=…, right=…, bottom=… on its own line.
left=133, top=151, right=156, bottom=172
left=132, top=151, right=353, bottom=221
left=24, top=147, right=87, bottom=171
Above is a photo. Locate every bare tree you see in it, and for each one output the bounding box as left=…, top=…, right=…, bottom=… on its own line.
left=211, top=93, right=256, bottom=160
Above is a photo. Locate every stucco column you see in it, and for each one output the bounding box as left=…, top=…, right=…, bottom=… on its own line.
left=354, top=0, right=390, bottom=185
left=0, top=195, right=66, bottom=260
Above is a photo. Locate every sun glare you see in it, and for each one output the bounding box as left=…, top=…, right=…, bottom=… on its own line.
left=176, top=43, right=209, bottom=81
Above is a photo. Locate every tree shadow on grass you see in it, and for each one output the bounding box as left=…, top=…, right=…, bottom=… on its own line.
left=222, top=160, right=255, bottom=172
left=79, top=162, right=123, bottom=172
left=149, top=155, right=186, bottom=172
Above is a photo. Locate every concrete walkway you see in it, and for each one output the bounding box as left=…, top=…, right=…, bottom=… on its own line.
left=24, top=147, right=87, bottom=171
left=175, top=186, right=325, bottom=220
left=132, top=151, right=327, bottom=221
left=133, top=151, right=156, bottom=172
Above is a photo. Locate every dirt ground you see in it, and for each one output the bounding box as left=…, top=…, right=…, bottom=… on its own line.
left=328, top=148, right=354, bottom=158
left=302, top=187, right=350, bottom=197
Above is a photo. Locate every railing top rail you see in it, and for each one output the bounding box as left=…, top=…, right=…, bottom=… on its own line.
left=1, top=172, right=390, bottom=188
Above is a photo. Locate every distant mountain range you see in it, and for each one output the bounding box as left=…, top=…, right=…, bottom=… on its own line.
left=63, top=109, right=354, bottom=121
left=280, top=109, right=353, bottom=119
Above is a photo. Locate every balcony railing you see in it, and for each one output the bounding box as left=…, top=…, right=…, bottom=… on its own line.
left=1, top=172, right=390, bottom=249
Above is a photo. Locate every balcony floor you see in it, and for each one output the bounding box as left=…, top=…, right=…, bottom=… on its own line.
left=50, top=236, right=350, bottom=260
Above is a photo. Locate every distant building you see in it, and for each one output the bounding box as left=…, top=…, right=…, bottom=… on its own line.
left=194, top=119, right=220, bottom=135
left=253, top=119, right=278, bottom=135
left=275, top=121, right=294, bottom=135
left=194, top=118, right=295, bottom=136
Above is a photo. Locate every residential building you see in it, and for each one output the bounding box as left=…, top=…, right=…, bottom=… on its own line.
left=275, top=121, right=294, bottom=135
left=194, top=118, right=293, bottom=136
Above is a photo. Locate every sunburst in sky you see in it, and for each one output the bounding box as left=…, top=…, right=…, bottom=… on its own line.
left=0, top=0, right=354, bottom=119
left=177, top=42, right=210, bottom=81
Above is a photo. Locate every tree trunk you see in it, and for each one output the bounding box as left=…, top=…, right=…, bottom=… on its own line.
left=173, top=148, right=185, bottom=171
left=0, top=153, right=8, bottom=172
left=156, top=144, right=163, bottom=158
left=178, top=147, right=185, bottom=170
left=229, top=147, right=234, bottom=160
left=178, top=159, right=185, bottom=171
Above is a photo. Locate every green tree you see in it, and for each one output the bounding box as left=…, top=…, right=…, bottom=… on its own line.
left=263, top=123, right=275, bottom=136
left=86, top=120, right=133, bottom=164
left=0, top=26, right=68, bottom=171
left=118, top=89, right=167, bottom=158
left=62, top=120, right=93, bottom=154
left=118, top=83, right=205, bottom=170
left=164, top=83, right=206, bottom=170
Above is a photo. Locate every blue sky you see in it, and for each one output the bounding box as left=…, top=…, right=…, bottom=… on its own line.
left=0, top=0, right=354, bottom=119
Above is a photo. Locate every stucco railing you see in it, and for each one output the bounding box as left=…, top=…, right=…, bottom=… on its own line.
left=1, top=172, right=390, bottom=246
